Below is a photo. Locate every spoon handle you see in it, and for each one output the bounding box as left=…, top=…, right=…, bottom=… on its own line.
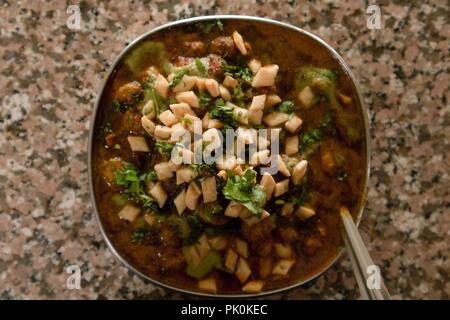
left=340, top=207, right=391, bottom=300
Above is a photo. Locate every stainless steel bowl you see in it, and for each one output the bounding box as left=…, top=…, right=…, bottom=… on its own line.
left=88, top=15, right=371, bottom=298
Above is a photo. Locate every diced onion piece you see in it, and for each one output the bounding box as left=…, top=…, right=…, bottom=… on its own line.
left=232, top=164, right=244, bottom=176
left=291, top=160, right=308, bottom=185
left=285, top=115, right=303, bottom=133
left=272, top=259, right=295, bottom=276
left=154, top=125, right=172, bottom=140
left=118, top=204, right=140, bottom=222
left=148, top=181, right=168, bottom=208
left=274, top=243, right=293, bottom=258
left=242, top=280, right=264, bottom=293
left=298, top=86, right=315, bottom=109
left=143, top=213, right=156, bottom=226
left=175, top=91, right=199, bottom=108
left=250, top=149, right=270, bottom=166
left=274, top=179, right=289, bottom=197
left=229, top=102, right=249, bottom=125
left=196, top=77, right=206, bottom=91
left=169, top=123, right=187, bottom=143
left=159, top=110, right=178, bottom=127
left=236, top=127, right=256, bottom=144
left=185, top=181, right=201, bottom=211
left=188, top=245, right=201, bottom=266
left=248, top=59, right=262, bottom=74
left=216, top=155, right=238, bottom=171
left=235, top=238, right=249, bottom=258
left=127, top=136, right=149, bottom=152
left=205, top=79, right=220, bottom=97
left=263, top=112, right=289, bottom=127
left=277, top=155, right=291, bottom=177
left=154, top=162, right=174, bottom=180
left=169, top=103, right=196, bottom=120
left=142, top=100, right=156, bottom=118
left=261, top=209, right=270, bottom=220
left=235, top=257, right=252, bottom=283
left=232, top=30, right=248, bottom=55
left=208, top=118, right=223, bottom=129
left=174, top=189, right=187, bottom=215
left=208, top=236, right=227, bottom=251
left=141, top=116, right=156, bottom=136
left=201, top=176, right=217, bottom=203
left=259, top=257, right=273, bottom=279
left=217, top=170, right=227, bottom=180
left=280, top=203, right=294, bottom=217
left=176, top=166, right=198, bottom=185
left=248, top=94, right=266, bottom=125
left=219, top=85, right=231, bottom=101
left=252, top=64, right=279, bottom=87
left=224, top=200, right=243, bottom=218
left=167, top=159, right=181, bottom=171
left=225, top=249, right=238, bottom=272
left=285, top=135, right=299, bottom=156
left=258, top=136, right=270, bottom=149
left=296, top=206, right=316, bottom=220
left=196, top=234, right=210, bottom=258
left=198, top=277, right=217, bottom=294
left=223, top=75, right=238, bottom=88
left=172, top=75, right=196, bottom=93
left=154, top=74, right=169, bottom=98
left=260, top=173, right=276, bottom=200
left=265, top=94, right=281, bottom=109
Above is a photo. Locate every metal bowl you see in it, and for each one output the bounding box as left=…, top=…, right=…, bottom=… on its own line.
left=88, top=15, right=370, bottom=298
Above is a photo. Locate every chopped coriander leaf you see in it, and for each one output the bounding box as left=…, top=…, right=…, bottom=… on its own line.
left=155, top=141, right=175, bottom=155
left=183, top=215, right=204, bottom=245
left=203, top=205, right=224, bottom=222
left=222, top=169, right=267, bottom=215
left=114, top=163, right=158, bottom=212
left=299, top=111, right=333, bottom=153
left=143, top=78, right=163, bottom=116
left=198, top=91, right=212, bottom=108
left=150, top=87, right=161, bottom=116
left=337, top=170, right=348, bottom=181
left=203, top=19, right=224, bottom=33
left=190, top=163, right=216, bottom=176
left=231, top=85, right=245, bottom=104
left=278, top=100, right=295, bottom=114
left=146, top=170, right=158, bottom=182
left=98, top=122, right=112, bottom=141
left=169, top=69, right=188, bottom=88
left=180, top=116, right=192, bottom=126
left=195, top=58, right=206, bottom=74
left=131, top=227, right=147, bottom=244
left=216, top=20, right=224, bottom=31
left=290, top=181, right=309, bottom=206
left=210, top=98, right=238, bottom=129
left=223, top=64, right=252, bottom=82
left=317, top=69, right=338, bottom=80
left=319, top=111, right=333, bottom=128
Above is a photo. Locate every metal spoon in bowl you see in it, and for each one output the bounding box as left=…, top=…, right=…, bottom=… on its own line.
left=340, top=207, right=392, bottom=300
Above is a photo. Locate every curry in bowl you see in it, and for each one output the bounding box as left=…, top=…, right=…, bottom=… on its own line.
left=91, top=18, right=367, bottom=295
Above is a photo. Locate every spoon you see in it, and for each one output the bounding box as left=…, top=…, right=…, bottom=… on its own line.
left=340, top=207, right=391, bottom=300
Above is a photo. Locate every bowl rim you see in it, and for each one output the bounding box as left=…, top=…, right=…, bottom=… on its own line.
left=88, top=14, right=371, bottom=298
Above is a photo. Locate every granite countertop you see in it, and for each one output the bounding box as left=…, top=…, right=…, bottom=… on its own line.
left=0, top=1, right=448, bottom=299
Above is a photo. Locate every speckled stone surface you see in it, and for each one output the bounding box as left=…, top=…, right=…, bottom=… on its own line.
left=0, top=0, right=448, bottom=300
